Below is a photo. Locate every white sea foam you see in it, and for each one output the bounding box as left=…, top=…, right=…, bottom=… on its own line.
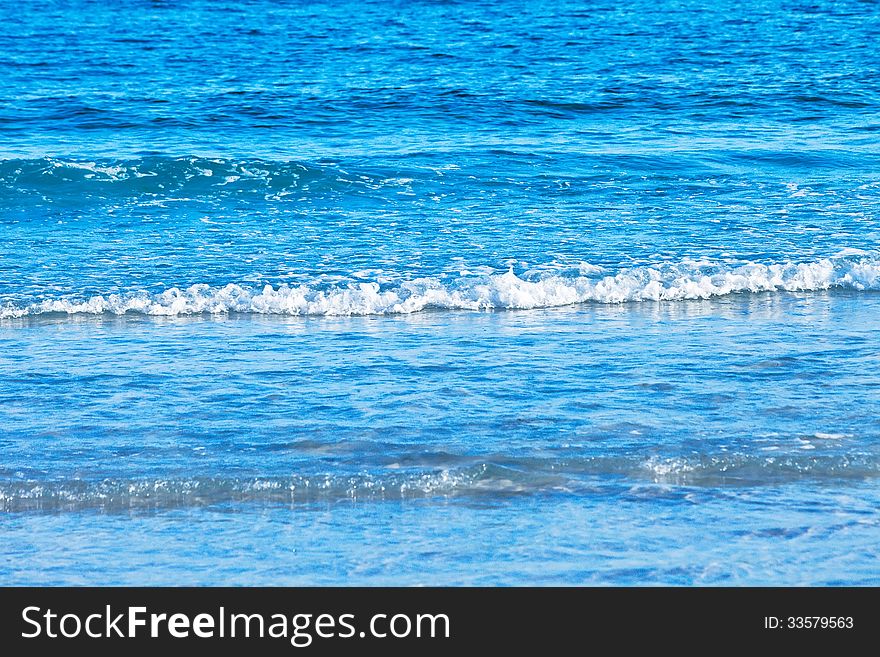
left=3, top=254, right=880, bottom=318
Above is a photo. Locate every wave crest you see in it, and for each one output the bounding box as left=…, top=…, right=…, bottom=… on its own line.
left=3, top=449, right=878, bottom=512
left=3, top=253, right=879, bottom=318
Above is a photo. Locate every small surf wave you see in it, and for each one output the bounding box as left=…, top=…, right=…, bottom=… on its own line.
left=2, top=449, right=878, bottom=512
left=0, top=156, right=409, bottom=200
left=2, top=253, right=879, bottom=319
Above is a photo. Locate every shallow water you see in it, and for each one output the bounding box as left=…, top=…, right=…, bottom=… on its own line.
left=3, top=294, right=879, bottom=584
left=2, top=0, right=879, bottom=584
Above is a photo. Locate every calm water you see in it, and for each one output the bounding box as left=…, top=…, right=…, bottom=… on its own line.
left=1, top=0, right=879, bottom=585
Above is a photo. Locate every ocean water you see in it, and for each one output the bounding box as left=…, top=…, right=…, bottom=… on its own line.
left=1, top=0, right=879, bottom=585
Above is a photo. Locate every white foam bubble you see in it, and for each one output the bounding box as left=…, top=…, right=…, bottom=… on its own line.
left=3, top=253, right=880, bottom=318
left=812, top=433, right=850, bottom=440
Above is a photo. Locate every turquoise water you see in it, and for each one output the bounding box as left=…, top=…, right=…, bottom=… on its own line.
left=2, top=0, right=880, bottom=585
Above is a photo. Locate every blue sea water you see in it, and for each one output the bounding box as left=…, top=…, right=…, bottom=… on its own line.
left=1, top=0, right=880, bottom=585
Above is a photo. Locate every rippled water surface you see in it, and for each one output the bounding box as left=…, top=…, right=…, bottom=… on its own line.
left=1, top=0, right=879, bottom=584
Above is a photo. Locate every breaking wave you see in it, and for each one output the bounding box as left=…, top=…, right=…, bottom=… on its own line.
left=2, top=252, right=879, bottom=318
